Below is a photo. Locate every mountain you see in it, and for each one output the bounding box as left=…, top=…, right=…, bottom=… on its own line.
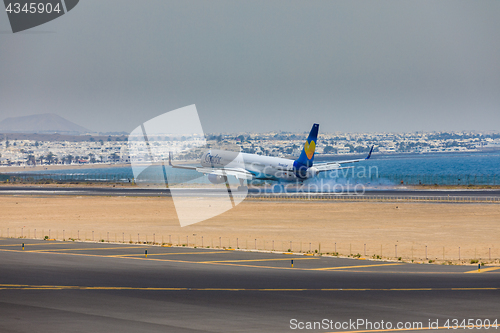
left=0, top=113, right=90, bottom=134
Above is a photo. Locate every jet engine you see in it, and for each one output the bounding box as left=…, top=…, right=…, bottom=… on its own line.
left=306, top=167, right=319, bottom=178
left=208, top=174, right=227, bottom=184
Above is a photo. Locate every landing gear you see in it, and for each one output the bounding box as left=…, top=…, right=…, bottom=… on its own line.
left=237, top=179, right=248, bottom=192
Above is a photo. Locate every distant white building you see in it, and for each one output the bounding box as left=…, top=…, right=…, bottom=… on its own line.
left=379, top=146, right=396, bottom=153
left=337, top=146, right=351, bottom=154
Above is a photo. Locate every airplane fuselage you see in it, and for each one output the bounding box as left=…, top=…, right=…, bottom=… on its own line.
left=200, top=150, right=302, bottom=181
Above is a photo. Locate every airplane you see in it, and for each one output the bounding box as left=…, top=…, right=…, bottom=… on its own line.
left=169, top=123, right=373, bottom=192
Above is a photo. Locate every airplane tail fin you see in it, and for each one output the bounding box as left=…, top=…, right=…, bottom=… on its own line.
left=295, top=123, right=319, bottom=167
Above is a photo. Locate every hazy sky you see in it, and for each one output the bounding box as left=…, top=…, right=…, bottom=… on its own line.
left=1, top=0, right=499, bottom=134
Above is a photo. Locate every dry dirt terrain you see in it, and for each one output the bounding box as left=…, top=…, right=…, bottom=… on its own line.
left=1, top=196, right=499, bottom=263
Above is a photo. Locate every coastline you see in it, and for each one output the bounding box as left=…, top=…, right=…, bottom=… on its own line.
left=0, top=163, right=132, bottom=173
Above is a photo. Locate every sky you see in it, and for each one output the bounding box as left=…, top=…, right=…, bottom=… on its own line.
left=1, top=0, right=499, bottom=134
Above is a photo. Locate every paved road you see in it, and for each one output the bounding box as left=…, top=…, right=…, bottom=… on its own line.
left=0, top=186, right=499, bottom=198
left=0, top=239, right=498, bottom=332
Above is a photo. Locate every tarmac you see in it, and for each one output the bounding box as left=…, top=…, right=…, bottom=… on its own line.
left=0, top=239, right=499, bottom=332
left=0, top=186, right=499, bottom=199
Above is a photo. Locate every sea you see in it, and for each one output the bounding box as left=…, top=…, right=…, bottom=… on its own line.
left=14, top=151, right=500, bottom=186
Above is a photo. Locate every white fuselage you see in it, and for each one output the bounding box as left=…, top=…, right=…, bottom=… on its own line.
left=200, top=149, right=300, bottom=181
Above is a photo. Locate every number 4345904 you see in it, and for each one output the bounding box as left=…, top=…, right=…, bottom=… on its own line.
left=5, top=2, right=61, bottom=14
left=444, top=318, right=498, bottom=329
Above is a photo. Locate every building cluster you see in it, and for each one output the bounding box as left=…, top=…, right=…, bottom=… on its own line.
left=0, top=131, right=499, bottom=167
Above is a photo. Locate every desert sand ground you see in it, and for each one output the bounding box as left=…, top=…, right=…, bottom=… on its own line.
left=1, top=196, right=499, bottom=263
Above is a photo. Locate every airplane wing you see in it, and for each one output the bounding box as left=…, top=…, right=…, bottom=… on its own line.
left=195, top=167, right=254, bottom=180
left=314, top=146, right=374, bottom=172
left=168, top=152, right=254, bottom=180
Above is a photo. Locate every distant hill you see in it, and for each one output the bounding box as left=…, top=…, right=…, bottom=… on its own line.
left=0, top=113, right=90, bottom=134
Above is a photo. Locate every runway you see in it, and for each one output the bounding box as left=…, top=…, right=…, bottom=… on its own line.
left=0, top=239, right=498, bottom=332
left=0, top=185, right=499, bottom=199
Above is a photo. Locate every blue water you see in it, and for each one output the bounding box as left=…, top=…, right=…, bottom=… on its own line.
left=350, top=152, right=500, bottom=176
left=16, top=151, right=500, bottom=185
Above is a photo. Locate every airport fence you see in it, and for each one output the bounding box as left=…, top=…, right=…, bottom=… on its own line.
left=246, top=194, right=500, bottom=203
left=2, top=228, right=499, bottom=264
left=377, top=174, right=499, bottom=186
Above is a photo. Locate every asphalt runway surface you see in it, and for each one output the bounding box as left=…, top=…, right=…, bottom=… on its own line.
left=0, top=239, right=499, bottom=332
left=0, top=186, right=499, bottom=198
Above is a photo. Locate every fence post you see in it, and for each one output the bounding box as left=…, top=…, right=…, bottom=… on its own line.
left=395, top=245, right=397, bottom=258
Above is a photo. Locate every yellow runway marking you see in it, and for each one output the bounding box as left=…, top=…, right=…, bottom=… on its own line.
left=313, top=263, right=403, bottom=270
left=26, top=246, right=149, bottom=252
left=2, top=246, right=495, bottom=274
left=27, top=251, right=494, bottom=274
left=0, top=284, right=498, bottom=292
left=464, top=267, right=500, bottom=273
left=1, top=249, right=306, bottom=270
left=117, top=251, right=230, bottom=257
left=328, top=270, right=473, bottom=275
left=0, top=242, right=63, bottom=247
left=198, top=258, right=319, bottom=263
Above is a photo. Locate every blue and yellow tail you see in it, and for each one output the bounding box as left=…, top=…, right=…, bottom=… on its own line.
left=295, top=123, right=319, bottom=168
